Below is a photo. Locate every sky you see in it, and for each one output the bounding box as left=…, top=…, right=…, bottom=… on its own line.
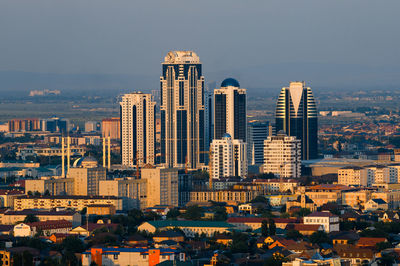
left=0, top=0, right=400, bottom=89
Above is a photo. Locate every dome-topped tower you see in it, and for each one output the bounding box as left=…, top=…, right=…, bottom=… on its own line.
left=221, top=78, right=240, bottom=88
left=73, top=156, right=99, bottom=168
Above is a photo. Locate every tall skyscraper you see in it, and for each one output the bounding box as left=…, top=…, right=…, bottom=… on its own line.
left=275, top=81, right=318, bottom=160
left=160, top=51, right=206, bottom=169
left=210, top=133, right=247, bottom=179
left=247, top=121, right=269, bottom=165
left=214, top=78, right=246, bottom=142
left=120, top=92, right=156, bottom=167
left=263, top=133, right=301, bottom=178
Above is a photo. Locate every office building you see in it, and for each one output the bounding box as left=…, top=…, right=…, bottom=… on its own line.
left=204, top=85, right=214, bottom=157
left=263, top=133, right=301, bottom=178
left=43, top=117, right=69, bottom=133
left=101, top=117, right=120, bottom=140
left=210, top=133, right=247, bottom=179
left=275, top=81, right=318, bottom=160
left=141, top=167, right=178, bottom=208
left=120, top=92, right=156, bottom=167
left=247, top=121, right=269, bottom=165
left=160, top=51, right=206, bottom=169
left=214, top=78, right=246, bottom=142
left=68, top=157, right=106, bottom=196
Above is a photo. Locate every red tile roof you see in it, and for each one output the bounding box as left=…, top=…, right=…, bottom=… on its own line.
left=28, top=220, right=72, bottom=230
left=357, top=237, right=387, bottom=247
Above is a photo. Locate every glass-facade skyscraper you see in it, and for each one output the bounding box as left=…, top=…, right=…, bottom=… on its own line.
left=275, top=81, right=318, bottom=160
left=160, top=51, right=206, bottom=169
left=214, top=78, right=246, bottom=142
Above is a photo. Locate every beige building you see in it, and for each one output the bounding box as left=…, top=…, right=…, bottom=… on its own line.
left=25, top=177, right=74, bottom=196
left=366, top=165, right=393, bottom=185
left=190, top=189, right=260, bottom=205
left=304, top=184, right=353, bottom=207
left=68, top=157, right=106, bottom=196
left=102, top=117, right=120, bottom=140
left=141, top=167, right=178, bottom=208
left=338, top=166, right=368, bottom=187
left=0, top=190, right=25, bottom=208
left=0, top=209, right=81, bottom=226
left=252, top=178, right=298, bottom=193
left=99, top=178, right=147, bottom=209
left=341, top=190, right=372, bottom=209
left=138, top=220, right=234, bottom=237
left=14, top=195, right=123, bottom=211
left=372, top=190, right=400, bottom=209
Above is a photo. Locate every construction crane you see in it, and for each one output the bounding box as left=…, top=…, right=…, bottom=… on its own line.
left=184, top=148, right=214, bottom=190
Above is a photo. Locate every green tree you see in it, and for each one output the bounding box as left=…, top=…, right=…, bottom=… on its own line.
left=376, top=241, right=392, bottom=252
left=62, top=236, right=85, bottom=253
left=213, top=206, right=227, bottom=221
left=309, top=231, right=330, bottom=245
left=261, top=220, right=269, bottom=237
left=24, top=214, right=39, bottom=223
left=184, top=205, right=203, bottom=220
left=13, top=251, right=33, bottom=266
left=286, top=230, right=303, bottom=240
left=293, top=208, right=311, bottom=217
left=166, top=208, right=181, bottom=220
left=268, top=219, right=276, bottom=236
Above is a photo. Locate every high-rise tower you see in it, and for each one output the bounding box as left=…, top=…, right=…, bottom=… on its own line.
left=214, top=78, right=246, bottom=142
left=120, top=92, right=156, bottom=167
left=275, top=81, right=318, bottom=160
left=160, top=51, right=206, bottom=169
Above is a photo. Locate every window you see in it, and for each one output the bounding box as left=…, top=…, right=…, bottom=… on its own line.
left=114, top=254, right=118, bottom=260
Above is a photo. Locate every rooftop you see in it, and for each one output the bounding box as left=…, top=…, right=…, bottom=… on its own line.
left=145, top=220, right=234, bottom=228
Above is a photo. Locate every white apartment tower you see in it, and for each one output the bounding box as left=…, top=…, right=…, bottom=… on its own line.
left=120, top=92, right=156, bottom=167
left=160, top=51, right=206, bottom=169
left=263, top=133, right=301, bottom=178
left=210, top=133, right=247, bottom=179
left=214, top=78, right=247, bottom=142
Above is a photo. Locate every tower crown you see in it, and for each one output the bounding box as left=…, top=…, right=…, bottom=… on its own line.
left=164, top=51, right=200, bottom=64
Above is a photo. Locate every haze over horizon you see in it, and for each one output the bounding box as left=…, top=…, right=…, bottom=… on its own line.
left=1, top=0, right=399, bottom=90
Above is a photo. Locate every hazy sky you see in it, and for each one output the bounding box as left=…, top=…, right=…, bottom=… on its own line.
left=1, top=0, right=399, bottom=88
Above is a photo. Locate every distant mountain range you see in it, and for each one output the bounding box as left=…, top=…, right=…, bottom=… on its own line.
left=0, top=62, right=399, bottom=96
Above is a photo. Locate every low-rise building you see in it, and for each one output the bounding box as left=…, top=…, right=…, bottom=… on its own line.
left=304, top=211, right=339, bottom=233
left=189, top=189, right=260, bottom=205
left=0, top=209, right=81, bottom=226
left=138, top=220, right=234, bottom=237
left=82, top=247, right=186, bottom=266
left=14, top=195, right=123, bottom=211
left=364, top=198, right=388, bottom=211
left=338, top=166, right=368, bottom=187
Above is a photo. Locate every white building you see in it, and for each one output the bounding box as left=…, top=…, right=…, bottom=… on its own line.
left=210, top=133, right=247, bottom=179
left=338, top=166, right=368, bottom=187
left=263, top=133, right=301, bottom=178
left=120, top=92, right=156, bottom=167
left=304, top=211, right=339, bottom=233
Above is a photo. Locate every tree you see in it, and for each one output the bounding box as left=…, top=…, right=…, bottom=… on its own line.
left=44, top=190, right=50, bottom=196
left=34, top=191, right=41, bottom=196
left=261, top=220, right=269, bottom=237
left=293, top=208, right=311, bottom=217
left=184, top=205, right=203, bottom=220
left=286, top=230, right=303, bottom=240
left=251, top=196, right=269, bottom=204
left=166, top=208, right=181, bottom=220
left=27, top=191, right=33, bottom=196
left=24, top=214, right=39, bottom=223
left=376, top=241, right=392, bottom=252
left=213, top=206, right=227, bottom=221
left=309, top=231, right=330, bottom=245
left=13, top=251, right=33, bottom=266
left=268, top=219, right=276, bottom=236
left=62, top=236, right=85, bottom=253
